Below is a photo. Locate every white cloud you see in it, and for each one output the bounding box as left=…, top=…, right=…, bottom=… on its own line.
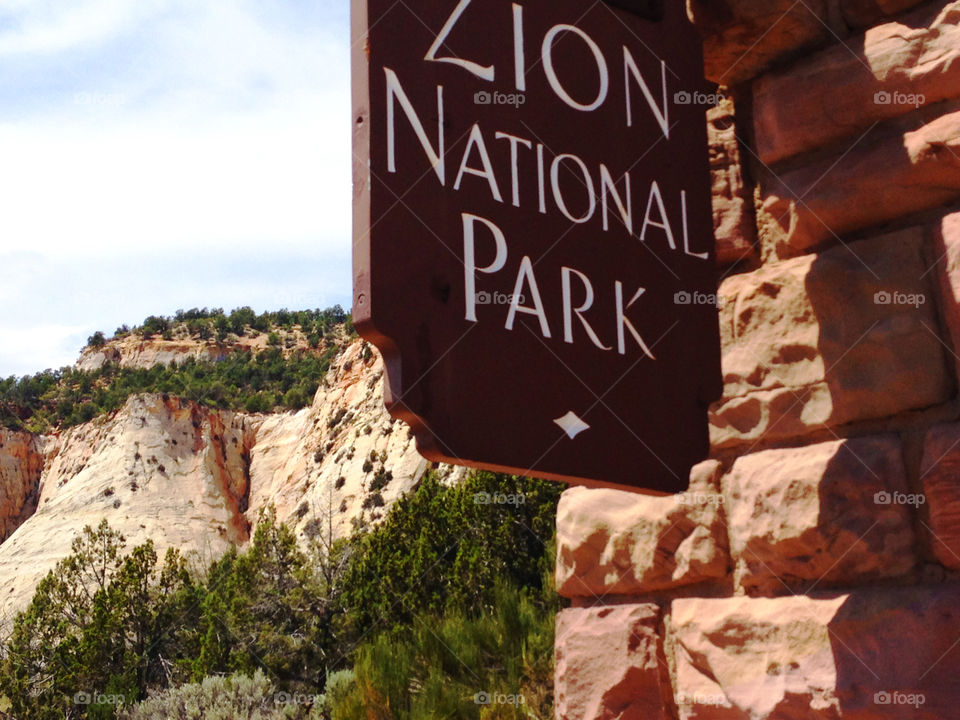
left=0, top=324, right=89, bottom=376
left=0, top=105, right=350, bottom=258
left=0, top=1, right=351, bottom=260
left=0, top=1, right=353, bottom=375
left=0, top=0, right=150, bottom=56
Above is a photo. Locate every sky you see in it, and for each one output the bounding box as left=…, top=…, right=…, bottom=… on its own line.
left=0, top=0, right=353, bottom=377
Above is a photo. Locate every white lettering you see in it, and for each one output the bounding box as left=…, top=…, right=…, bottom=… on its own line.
left=542, top=25, right=609, bottom=112
left=681, top=190, right=708, bottom=260
left=424, top=0, right=494, bottom=81
left=600, top=164, right=632, bottom=234
left=495, top=131, right=533, bottom=208
left=536, top=143, right=547, bottom=214
left=562, top=267, right=611, bottom=350
left=505, top=257, right=552, bottom=338
left=385, top=68, right=445, bottom=185
left=639, top=180, right=675, bottom=250
left=454, top=124, right=503, bottom=202
left=512, top=3, right=526, bottom=91
left=462, top=214, right=508, bottom=322
left=551, top=153, right=596, bottom=224
left=624, top=49, right=669, bottom=138
left=616, top=282, right=655, bottom=358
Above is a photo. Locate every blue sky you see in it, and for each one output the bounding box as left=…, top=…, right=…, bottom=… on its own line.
left=0, top=0, right=353, bottom=376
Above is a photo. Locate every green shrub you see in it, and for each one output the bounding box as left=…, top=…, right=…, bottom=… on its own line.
left=0, top=344, right=339, bottom=433
left=0, top=467, right=562, bottom=719
left=0, top=521, right=194, bottom=719
left=137, top=316, right=170, bottom=339
left=188, top=508, right=335, bottom=693
left=335, top=471, right=563, bottom=641
left=368, top=467, right=392, bottom=492
left=330, top=583, right=554, bottom=720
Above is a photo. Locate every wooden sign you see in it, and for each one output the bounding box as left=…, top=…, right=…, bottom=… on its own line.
left=352, top=0, right=722, bottom=493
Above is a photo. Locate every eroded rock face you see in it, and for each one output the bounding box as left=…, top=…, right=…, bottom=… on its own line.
left=247, top=341, right=465, bottom=541
left=934, top=211, right=960, bottom=378
left=709, top=98, right=757, bottom=266
left=556, top=461, right=729, bottom=598
left=75, top=330, right=319, bottom=372
left=756, top=107, right=960, bottom=257
left=688, top=0, right=830, bottom=85
left=0, top=395, right=254, bottom=625
left=670, top=586, right=960, bottom=719
left=754, top=1, right=960, bottom=165
left=555, top=604, right=669, bottom=720
left=0, top=339, right=463, bottom=626
left=77, top=339, right=228, bottom=371
left=841, top=0, right=927, bottom=29
left=723, top=437, right=917, bottom=595
left=0, top=429, right=44, bottom=543
left=671, top=595, right=841, bottom=719
left=920, top=422, right=960, bottom=570
left=710, top=229, right=949, bottom=450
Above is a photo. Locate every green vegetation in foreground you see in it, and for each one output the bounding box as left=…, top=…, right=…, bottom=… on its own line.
left=0, top=472, right=564, bottom=719
left=0, top=306, right=356, bottom=434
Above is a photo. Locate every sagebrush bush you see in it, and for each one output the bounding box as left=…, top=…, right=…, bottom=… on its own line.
left=121, top=670, right=325, bottom=720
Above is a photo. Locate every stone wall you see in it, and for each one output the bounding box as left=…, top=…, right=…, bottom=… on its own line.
left=555, top=2, right=960, bottom=717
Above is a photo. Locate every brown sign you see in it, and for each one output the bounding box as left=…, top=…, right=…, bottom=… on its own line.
left=352, top=0, right=722, bottom=493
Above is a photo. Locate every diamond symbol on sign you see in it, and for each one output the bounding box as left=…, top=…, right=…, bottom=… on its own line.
left=554, top=411, right=590, bottom=440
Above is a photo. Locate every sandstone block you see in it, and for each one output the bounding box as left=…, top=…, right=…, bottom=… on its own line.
left=920, top=422, right=960, bottom=569
left=708, top=98, right=757, bottom=266
left=723, top=437, right=917, bottom=595
left=556, top=461, right=729, bottom=599
left=688, top=0, right=830, bottom=85
left=671, top=586, right=960, bottom=719
left=755, top=2, right=960, bottom=165
left=756, top=107, right=960, bottom=257
left=710, top=229, right=950, bottom=449
left=556, top=604, right=668, bottom=720
left=934, top=211, right=960, bottom=379
left=841, top=0, right=927, bottom=29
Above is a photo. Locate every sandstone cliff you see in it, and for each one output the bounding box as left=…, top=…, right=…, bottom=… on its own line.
left=0, top=334, right=461, bottom=627
left=75, top=325, right=314, bottom=372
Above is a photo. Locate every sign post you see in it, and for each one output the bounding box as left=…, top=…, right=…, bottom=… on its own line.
left=352, top=0, right=722, bottom=494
